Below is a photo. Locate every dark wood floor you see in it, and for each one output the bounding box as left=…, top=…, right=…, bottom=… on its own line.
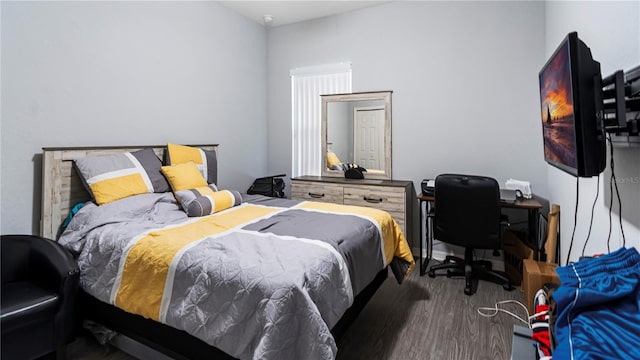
left=336, top=263, right=526, bottom=360
left=59, top=263, right=526, bottom=360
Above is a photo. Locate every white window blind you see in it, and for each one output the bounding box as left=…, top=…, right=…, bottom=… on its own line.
left=291, top=63, right=352, bottom=177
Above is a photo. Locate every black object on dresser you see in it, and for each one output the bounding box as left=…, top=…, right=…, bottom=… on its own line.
left=247, top=174, right=287, bottom=198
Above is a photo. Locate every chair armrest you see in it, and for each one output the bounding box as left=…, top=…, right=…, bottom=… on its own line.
left=1, top=235, right=78, bottom=293
left=2, top=235, right=80, bottom=345
left=31, top=236, right=79, bottom=296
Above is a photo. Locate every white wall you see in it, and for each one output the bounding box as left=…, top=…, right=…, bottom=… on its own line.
left=4, top=1, right=635, bottom=257
left=268, top=2, right=547, bottom=192
left=545, top=1, right=640, bottom=264
left=1, top=1, right=267, bottom=234
left=267, top=1, right=547, bottom=250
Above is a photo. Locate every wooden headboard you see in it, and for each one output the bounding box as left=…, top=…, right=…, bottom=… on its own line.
left=40, top=144, right=218, bottom=240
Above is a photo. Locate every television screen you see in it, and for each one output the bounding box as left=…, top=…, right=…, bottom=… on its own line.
left=538, top=32, right=605, bottom=177
left=539, top=40, right=578, bottom=172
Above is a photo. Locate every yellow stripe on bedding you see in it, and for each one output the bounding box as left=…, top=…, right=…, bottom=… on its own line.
left=115, top=204, right=278, bottom=320
left=296, top=202, right=411, bottom=268
left=208, top=190, right=235, bottom=213
left=194, top=186, right=236, bottom=212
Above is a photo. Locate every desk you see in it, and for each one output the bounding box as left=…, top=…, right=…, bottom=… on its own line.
left=417, top=193, right=542, bottom=276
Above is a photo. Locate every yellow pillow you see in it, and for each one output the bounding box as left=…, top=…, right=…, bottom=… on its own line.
left=161, top=162, right=208, bottom=192
left=327, top=151, right=341, bottom=169
left=166, top=143, right=218, bottom=185
left=167, top=143, right=203, bottom=165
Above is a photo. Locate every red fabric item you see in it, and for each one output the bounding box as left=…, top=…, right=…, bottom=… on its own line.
left=532, top=303, right=552, bottom=357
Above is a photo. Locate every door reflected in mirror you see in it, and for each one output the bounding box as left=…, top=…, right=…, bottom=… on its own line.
left=321, top=91, right=392, bottom=180
left=327, top=100, right=385, bottom=170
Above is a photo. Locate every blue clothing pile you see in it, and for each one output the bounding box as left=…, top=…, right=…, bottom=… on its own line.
left=553, top=247, right=640, bottom=359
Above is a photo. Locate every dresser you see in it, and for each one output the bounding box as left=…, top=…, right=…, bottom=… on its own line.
left=291, top=176, right=418, bottom=246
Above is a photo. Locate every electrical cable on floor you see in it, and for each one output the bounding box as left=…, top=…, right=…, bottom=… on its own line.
left=477, top=300, right=549, bottom=329
left=477, top=300, right=551, bottom=329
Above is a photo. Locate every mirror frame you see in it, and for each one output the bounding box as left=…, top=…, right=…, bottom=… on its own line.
left=321, top=91, right=392, bottom=180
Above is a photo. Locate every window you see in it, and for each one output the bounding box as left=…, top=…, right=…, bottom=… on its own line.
left=291, top=63, right=352, bottom=177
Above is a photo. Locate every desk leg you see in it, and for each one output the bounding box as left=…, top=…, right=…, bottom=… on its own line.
left=419, top=202, right=424, bottom=275
left=419, top=200, right=425, bottom=275
left=419, top=200, right=432, bottom=276
left=528, top=208, right=540, bottom=259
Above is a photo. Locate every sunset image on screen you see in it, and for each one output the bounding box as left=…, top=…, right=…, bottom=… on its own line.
left=539, top=41, right=577, bottom=170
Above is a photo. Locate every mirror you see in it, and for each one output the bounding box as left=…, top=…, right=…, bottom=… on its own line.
left=321, top=91, right=392, bottom=180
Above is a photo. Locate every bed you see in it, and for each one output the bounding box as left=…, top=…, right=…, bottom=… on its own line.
left=40, top=144, right=414, bottom=360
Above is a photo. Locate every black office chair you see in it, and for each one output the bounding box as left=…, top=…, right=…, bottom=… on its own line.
left=427, top=174, right=513, bottom=295
left=1, top=235, right=79, bottom=360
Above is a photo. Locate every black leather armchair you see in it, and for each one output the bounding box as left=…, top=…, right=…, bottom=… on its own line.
left=1, top=235, right=79, bottom=360
left=427, top=174, right=512, bottom=295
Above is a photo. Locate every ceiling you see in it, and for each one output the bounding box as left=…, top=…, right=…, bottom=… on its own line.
left=218, top=1, right=391, bottom=27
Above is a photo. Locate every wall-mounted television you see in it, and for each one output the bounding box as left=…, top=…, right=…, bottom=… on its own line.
left=539, top=32, right=605, bottom=177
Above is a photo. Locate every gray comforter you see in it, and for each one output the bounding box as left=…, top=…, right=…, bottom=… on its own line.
left=59, top=193, right=413, bottom=360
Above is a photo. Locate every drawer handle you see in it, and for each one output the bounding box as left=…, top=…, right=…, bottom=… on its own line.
left=363, top=196, right=383, bottom=203
left=308, top=192, right=325, bottom=199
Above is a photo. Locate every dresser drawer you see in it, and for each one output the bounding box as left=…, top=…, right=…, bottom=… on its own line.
left=291, top=177, right=415, bottom=245
left=291, top=181, right=343, bottom=204
left=343, top=185, right=405, bottom=212
left=343, top=185, right=406, bottom=230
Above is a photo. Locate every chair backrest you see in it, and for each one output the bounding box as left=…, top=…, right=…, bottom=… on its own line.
left=434, top=174, right=502, bottom=249
left=1, top=237, right=30, bottom=284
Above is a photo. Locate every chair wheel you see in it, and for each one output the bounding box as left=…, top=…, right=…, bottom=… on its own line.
left=503, top=283, right=514, bottom=291
left=427, top=270, right=436, bottom=278
left=464, top=287, right=473, bottom=295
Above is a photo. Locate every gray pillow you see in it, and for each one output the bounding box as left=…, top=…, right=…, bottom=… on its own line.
left=74, top=148, right=171, bottom=205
